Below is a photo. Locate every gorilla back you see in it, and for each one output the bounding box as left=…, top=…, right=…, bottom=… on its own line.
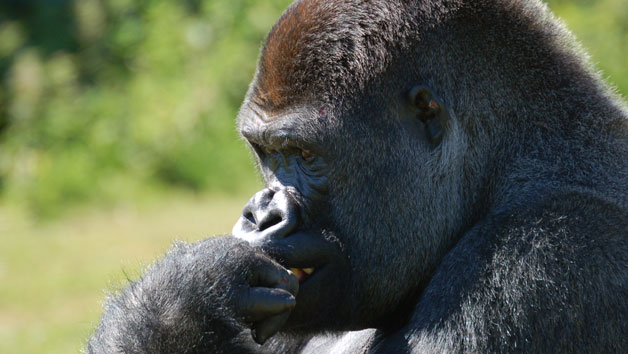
left=87, top=0, right=628, bottom=353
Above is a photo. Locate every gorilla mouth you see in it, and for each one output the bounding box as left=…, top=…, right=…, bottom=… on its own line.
left=259, top=231, right=343, bottom=291
left=290, top=267, right=315, bottom=283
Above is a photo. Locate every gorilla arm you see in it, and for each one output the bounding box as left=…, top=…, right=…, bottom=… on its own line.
left=86, top=236, right=300, bottom=354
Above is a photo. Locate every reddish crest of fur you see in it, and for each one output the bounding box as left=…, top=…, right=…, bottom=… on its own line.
left=251, top=0, right=452, bottom=114
left=254, top=0, right=336, bottom=111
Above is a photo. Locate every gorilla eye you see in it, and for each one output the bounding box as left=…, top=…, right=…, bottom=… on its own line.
left=300, top=150, right=314, bottom=161
left=265, top=148, right=278, bottom=155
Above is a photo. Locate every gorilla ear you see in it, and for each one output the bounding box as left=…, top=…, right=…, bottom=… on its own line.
left=408, top=85, right=450, bottom=145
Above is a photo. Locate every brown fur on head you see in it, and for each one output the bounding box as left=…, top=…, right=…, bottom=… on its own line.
left=253, top=0, right=427, bottom=113
left=254, top=0, right=334, bottom=110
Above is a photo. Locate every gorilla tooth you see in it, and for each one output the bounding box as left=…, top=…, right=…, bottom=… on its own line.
left=302, top=268, right=314, bottom=275
left=290, top=268, right=315, bottom=282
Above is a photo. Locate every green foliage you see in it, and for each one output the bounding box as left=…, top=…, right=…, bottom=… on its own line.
left=0, top=0, right=626, bottom=218
left=548, top=0, right=628, bottom=95
left=0, top=0, right=293, bottom=217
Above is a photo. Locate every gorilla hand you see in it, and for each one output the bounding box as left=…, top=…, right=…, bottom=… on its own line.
left=87, top=236, right=298, bottom=353
left=230, top=246, right=299, bottom=344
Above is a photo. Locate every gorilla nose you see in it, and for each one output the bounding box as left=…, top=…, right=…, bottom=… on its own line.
left=232, top=188, right=299, bottom=244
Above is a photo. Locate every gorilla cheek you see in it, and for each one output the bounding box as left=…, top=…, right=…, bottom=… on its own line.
left=324, top=159, right=426, bottom=324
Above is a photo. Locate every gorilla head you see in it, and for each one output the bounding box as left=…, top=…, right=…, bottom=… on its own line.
left=233, top=0, right=481, bottom=333
left=233, top=0, right=625, bottom=336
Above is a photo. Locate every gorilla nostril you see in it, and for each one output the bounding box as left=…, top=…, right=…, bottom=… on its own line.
left=237, top=188, right=299, bottom=239
left=244, top=211, right=256, bottom=224
left=258, top=214, right=283, bottom=232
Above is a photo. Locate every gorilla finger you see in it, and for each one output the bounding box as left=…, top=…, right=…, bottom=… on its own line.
left=250, top=258, right=299, bottom=295
left=262, top=231, right=337, bottom=267
left=243, top=287, right=296, bottom=322
left=252, top=311, right=291, bottom=345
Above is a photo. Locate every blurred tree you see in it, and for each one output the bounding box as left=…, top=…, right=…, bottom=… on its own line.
left=0, top=0, right=293, bottom=217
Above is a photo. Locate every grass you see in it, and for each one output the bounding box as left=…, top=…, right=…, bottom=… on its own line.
left=0, top=192, right=257, bottom=354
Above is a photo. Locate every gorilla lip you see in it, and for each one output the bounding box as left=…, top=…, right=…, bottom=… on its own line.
left=260, top=231, right=339, bottom=283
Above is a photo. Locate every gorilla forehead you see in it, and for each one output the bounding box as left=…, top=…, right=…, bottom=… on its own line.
left=252, top=0, right=426, bottom=112
left=251, top=0, right=573, bottom=120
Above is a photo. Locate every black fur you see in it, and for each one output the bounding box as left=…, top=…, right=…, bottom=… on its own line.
left=87, top=0, right=628, bottom=353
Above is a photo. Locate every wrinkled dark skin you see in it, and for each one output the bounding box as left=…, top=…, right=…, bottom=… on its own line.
left=233, top=117, right=348, bottom=340
left=87, top=1, right=628, bottom=353
left=229, top=83, right=456, bottom=341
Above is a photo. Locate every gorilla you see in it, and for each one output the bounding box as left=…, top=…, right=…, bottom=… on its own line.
left=87, top=0, right=628, bottom=352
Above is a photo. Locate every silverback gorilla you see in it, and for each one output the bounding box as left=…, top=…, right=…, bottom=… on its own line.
left=88, top=0, right=628, bottom=353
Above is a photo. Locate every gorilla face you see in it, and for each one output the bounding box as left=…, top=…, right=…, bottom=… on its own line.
left=232, top=0, right=470, bottom=334
left=233, top=85, right=467, bottom=333
left=233, top=103, right=348, bottom=332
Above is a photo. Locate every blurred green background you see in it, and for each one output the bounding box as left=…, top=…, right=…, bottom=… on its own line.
left=0, top=0, right=626, bottom=353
